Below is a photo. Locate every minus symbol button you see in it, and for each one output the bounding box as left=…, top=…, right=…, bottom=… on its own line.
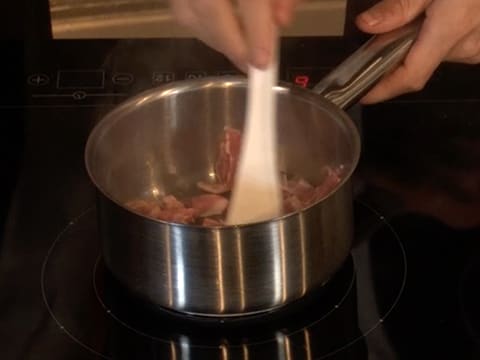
left=112, top=73, right=134, bottom=85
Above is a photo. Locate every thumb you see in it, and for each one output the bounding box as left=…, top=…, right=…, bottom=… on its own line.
left=356, top=0, right=431, bottom=34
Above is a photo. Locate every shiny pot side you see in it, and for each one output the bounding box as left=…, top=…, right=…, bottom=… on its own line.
left=98, top=179, right=353, bottom=316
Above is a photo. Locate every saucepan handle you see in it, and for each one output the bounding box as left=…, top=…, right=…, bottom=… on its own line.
left=313, top=18, right=422, bottom=109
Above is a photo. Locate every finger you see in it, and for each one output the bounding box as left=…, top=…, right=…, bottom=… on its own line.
left=238, top=0, right=277, bottom=69
left=274, top=0, right=302, bottom=26
left=170, top=0, right=248, bottom=72
left=446, top=26, right=480, bottom=63
left=360, top=18, right=460, bottom=103
left=356, top=0, right=431, bottom=34
left=359, top=63, right=429, bottom=104
left=457, top=52, right=480, bottom=65
left=360, top=0, right=479, bottom=104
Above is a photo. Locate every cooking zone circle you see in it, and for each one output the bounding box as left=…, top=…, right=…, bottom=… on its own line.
left=41, top=202, right=406, bottom=359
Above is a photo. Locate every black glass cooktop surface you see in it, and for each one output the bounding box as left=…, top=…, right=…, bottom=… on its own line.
left=40, top=202, right=405, bottom=359
left=1, top=38, right=479, bottom=360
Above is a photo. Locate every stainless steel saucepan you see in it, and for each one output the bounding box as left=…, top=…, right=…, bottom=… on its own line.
left=85, top=21, right=420, bottom=317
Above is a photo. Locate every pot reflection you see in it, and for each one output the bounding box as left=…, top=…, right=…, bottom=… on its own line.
left=107, top=326, right=367, bottom=360
left=98, top=256, right=368, bottom=359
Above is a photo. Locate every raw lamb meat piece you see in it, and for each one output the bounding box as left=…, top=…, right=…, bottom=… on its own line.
left=281, top=166, right=343, bottom=212
left=162, top=195, right=185, bottom=210
left=125, top=128, right=346, bottom=226
left=126, top=196, right=197, bottom=224
left=215, top=126, right=242, bottom=188
left=283, top=195, right=304, bottom=213
left=125, top=193, right=228, bottom=225
left=202, top=217, right=224, bottom=226
left=165, top=207, right=197, bottom=224
left=196, top=181, right=230, bottom=194
left=190, top=194, right=229, bottom=217
left=313, top=166, right=343, bottom=200
left=193, top=127, right=241, bottom=195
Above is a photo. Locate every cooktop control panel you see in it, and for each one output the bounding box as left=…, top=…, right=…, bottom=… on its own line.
left=8, top=38, right=354, bottom=108
left=24, top=67, right=332, bottom=105
left=6, top=38, right=479, bottom=108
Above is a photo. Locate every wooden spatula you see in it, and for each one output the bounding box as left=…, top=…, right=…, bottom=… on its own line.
left=226, top=47, right=282, bottom=225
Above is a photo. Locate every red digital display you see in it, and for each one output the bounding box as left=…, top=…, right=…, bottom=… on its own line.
left=294, top=75, right=310, bottom=88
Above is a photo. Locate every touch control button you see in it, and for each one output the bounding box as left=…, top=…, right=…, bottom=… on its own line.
left=112, top=73, right=134, bottom=85
left=27, top=74, right=50, bottom=86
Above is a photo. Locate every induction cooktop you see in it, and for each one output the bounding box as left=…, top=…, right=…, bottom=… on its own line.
left=1, top=38, right=479, bottom=360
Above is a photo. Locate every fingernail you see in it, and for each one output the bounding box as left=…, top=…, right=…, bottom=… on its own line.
left=251, top=47, right=270, bottom=69
left=360, top=9, right=383, bottom=26
left=230, top=53, right=248, bottom=74
left=235, top=61, right=248, bottom=74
